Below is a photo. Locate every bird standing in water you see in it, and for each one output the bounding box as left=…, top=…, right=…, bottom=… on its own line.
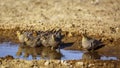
left=24, top=33, right=42, bottom=47
left=82, top=34, right=104, bottom=51
left=40, top=29, right=62, bottom=50
left=16, top=31, right=41, bottom=47
left=40, top=34, right=60, bottom=50
left=16, top=31, right=28, bottom=43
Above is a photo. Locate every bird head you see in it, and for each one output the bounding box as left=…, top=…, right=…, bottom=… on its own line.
left=16, top=31, right=21, bottom=36
left=82, top=34, right=88, bottom=42
left=24, top=37, right=29, bottom=42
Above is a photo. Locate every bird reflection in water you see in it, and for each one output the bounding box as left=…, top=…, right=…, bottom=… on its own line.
left=82, top=51, right=101, bottom=60
left=41, top=46, right=62, bottom=60
left=16, top=45, right=62, bottom=60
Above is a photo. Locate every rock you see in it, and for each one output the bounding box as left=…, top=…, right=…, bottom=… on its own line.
left=88, top=64, right=95, bottom=67
left=76, top=62, right=84, bottom=66
left=67, top=32, right=73, bottom=37
left=61, top=60, right=68, bottom=65
left=33, top=65, right=39, bottom=68
left=44, top=61, right=50, bottom=66
left=54, top=60, right=60, bottom=64
left=69, top=65, right=73, bottom=68
left=116, top=27, right=120, bottom=33
left=65, top=24, right=75, bottom=28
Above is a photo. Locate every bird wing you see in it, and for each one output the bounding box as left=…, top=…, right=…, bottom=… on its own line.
left=92, top=39, right=104, bottom=50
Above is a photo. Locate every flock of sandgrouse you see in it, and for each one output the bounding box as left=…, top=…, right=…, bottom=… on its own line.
left=16, top=29, right=104, bottom=52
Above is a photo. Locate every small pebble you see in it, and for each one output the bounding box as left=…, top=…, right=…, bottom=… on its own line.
left=44, top=61, right=50, bottom=66
left=76, top=62, right=84, bottom=66
left=69, top=65, right=73, bottom=68
left=116, top=27, right=120, bottom=33
left=67, top=32, right=73, bottom=37
left=61, top=60, right=68, bottom=65
left=88, top=64, right=95, bottom=67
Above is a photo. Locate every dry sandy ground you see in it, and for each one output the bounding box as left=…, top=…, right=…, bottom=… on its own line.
left=0, top=0, right=120, bottom=39
left=0, top=0, right=120, bottom=68
left=0, top=56, right=120, bottom=68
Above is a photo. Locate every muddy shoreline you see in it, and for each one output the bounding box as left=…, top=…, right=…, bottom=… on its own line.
left=0, top=28, right=120, bottom=68
left=0, top=58, right=120, bottom=68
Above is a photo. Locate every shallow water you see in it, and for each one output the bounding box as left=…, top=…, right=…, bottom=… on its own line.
left=0, top=42, right=119, bottom=60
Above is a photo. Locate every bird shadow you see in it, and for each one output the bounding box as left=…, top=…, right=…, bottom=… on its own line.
left=60, top=42, right=74, bottom=49
left=82, top=51, right=101, bottom=60
left=94, top=44, right=105, bottom=51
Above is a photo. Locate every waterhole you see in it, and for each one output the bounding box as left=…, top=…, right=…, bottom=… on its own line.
left=0, top=42, right=119, bottom=60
